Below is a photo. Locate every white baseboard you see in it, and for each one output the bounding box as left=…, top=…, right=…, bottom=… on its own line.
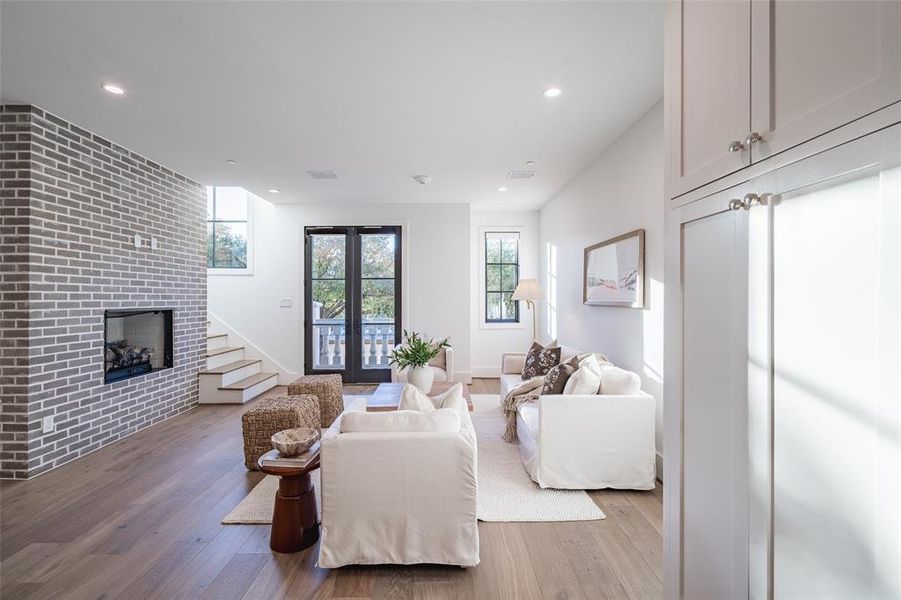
left=656, top=452, right=664, bottom=483
left=472, top=366, right=500, bottom=378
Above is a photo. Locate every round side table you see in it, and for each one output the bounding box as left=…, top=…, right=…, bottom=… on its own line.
left=257, top=450, right=320, bottom=553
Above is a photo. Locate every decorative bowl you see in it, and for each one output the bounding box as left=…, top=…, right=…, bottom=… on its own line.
left=271, top=427, right=319, bottom=457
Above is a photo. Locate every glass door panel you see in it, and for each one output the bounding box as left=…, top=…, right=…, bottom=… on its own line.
left=359, top=232, right=399, bottom=376
left=308, top=233, right=349, bottom=372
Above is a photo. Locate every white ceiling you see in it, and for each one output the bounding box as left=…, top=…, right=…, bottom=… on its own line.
left=1, top=1, right=663, bottom=209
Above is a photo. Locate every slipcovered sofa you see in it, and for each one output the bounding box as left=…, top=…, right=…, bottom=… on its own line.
left=501, top=345, right=656, bottom=490
left=318, top=394, right=479, bottom=568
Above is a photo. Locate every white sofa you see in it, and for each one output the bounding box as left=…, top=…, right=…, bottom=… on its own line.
left=318, top=395, right=479, bottom=568
left=501, top=346, right=656, bottom=490
left=390, top=345, right=455, bottom=383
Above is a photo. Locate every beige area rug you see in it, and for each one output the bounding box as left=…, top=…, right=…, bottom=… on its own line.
left=222, top=394, right=604, bottom=523
left=470, top=394, right=605, bottom=522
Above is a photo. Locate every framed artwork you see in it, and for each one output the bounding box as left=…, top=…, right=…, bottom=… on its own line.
left=583, top=228, right=645, bottom=308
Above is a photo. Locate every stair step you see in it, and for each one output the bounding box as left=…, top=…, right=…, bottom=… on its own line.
left=207, top=345, right=243, bottom=358
left=200, top=359, right=261, bottom=375
left=207, top=333, right=227, bottom=340
left=220, top=372, right=278, bottom=391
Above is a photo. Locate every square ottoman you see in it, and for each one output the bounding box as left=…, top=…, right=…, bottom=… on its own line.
left=242, top=395, right=320, bottom=470
left=287, top=374, right=344, bottom=427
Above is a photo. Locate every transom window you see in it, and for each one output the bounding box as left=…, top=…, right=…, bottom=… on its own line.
left=485, top=231, right=520, bottom=323
left=207, top=187, right=249, bottom=270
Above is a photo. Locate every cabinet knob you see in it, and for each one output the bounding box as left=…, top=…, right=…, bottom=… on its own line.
left=727, top=140, right=745, bottom=153
left=741, top=193, right=761, bottom=210
left=746, top=131, right=764, bottom=145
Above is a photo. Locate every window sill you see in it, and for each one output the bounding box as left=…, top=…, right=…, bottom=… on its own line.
left=479, top=321, right=526, bottom=331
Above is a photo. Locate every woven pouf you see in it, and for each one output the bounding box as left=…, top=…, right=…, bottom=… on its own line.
left=287, top=374, right=344, bottom=428
left=241, top=395, right=320, bottom=470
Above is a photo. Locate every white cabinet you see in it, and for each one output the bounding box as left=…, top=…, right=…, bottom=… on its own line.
left=682, top=209, right=749, bottom=600
left=750, top=0, right=901, bottom=161
left=666, top=124, right=901, bottom=599
left=667, top=0, right=750, bottom=195
left=667, top=0, right=901, bottom=198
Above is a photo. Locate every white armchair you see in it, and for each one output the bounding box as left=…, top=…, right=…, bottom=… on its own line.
left=318, top=397, right=479, bottom=567
left=500, top=348, right=656, bottom=490
left=391, top=345, right=455, bottom=383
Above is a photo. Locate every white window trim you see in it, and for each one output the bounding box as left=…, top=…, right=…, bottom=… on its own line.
left=478, top=225, right=526, bottom=331
left=207, top=188, right=254, bottom=276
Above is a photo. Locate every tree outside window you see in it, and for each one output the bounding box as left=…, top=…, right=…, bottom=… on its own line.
left=485, top=231, right=520, bottom=323
left=207, top=187, right=249, bottom=269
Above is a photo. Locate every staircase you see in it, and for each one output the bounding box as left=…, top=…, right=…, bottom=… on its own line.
left=199, top=323, right=279, bottom=404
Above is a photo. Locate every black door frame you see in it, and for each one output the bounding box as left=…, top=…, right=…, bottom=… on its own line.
left=304, top=226, right=402, bottom=383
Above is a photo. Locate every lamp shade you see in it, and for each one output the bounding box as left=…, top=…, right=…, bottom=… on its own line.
left=511, top=278, right=543, bottom=301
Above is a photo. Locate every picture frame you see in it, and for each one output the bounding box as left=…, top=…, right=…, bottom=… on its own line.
left=583, top=228, right=645, bottom=308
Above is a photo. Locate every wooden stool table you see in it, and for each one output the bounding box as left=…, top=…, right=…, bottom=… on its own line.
left=257, top=450, right=320, bottom=553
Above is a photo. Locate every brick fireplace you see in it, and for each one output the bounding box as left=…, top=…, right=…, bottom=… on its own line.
left=0, top=105, right=207, bottom=479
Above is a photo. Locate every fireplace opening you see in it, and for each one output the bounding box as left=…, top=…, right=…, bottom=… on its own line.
left=104, top=309, right=173, bottom=384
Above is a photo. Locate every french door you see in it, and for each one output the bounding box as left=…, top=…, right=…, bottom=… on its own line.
left=304, top=226, right=401, bottom=383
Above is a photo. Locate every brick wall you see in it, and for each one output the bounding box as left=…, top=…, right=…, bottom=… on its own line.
left=0, top=105, right=207, bottom=479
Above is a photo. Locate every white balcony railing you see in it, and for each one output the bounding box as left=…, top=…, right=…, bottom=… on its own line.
left=311, top=317, right=395, bottom=370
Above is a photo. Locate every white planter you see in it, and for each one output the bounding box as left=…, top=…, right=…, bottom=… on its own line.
left=406, top=365, right=434, bottom=393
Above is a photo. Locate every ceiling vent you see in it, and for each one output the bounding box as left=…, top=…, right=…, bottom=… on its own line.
left=507, top=170, right=536, bottom=180
left=411, top=175, right=432, bottom=185
left=307, top=169, right=338, bottom=180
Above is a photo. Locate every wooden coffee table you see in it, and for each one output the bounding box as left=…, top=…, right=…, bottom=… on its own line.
left=367, top=382, right=473, bottom=412
left=257, top=450, right=320, bottom=553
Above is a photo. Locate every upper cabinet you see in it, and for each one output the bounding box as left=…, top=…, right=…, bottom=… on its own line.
left=667, top=0, right=901, bottom=198
left=667, top=0, right=751, bottom=196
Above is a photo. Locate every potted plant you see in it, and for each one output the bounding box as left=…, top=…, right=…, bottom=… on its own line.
left=389, top=330, right=450, bottom=393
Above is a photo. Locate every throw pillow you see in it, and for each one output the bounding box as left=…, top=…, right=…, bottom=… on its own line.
left=598, top=364, right=642, bottom=395
left=540, top=356, right=581, bottom=395
left=430, top=382, right=464, bottom=410
left=398, top=384, right=436, bottom=412
left=563, top=354, right=603, bottom=395
left=341, top=409, right=460, bottom=433
left=521, top=341, right=562, bottom=380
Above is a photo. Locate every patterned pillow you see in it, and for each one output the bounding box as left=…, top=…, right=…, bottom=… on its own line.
left=541, top=356, right=581, bottom=395
left=521, top=341, right=562, bottom=380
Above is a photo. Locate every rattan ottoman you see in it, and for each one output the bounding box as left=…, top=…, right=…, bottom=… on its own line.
left=287, top=374, right=344, bottom=427
left=242, top=395, right=320, bottom=470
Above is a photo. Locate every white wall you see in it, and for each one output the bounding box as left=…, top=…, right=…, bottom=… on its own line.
left=539, top=101, right=664, bottom=468
left=469, top=210, right=540, bottom=377
left=209, top=200, right=472, bottom=382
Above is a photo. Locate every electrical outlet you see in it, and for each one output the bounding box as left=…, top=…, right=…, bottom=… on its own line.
left=150, top=237, right=159, bottom=250
left=134, top=233, right=143, bottom=248
left=279, top=298, right=293, bottom=308
left=42, top=416, right=54, bottom=433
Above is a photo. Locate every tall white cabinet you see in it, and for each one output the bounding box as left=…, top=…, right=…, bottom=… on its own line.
left=665, top=2, right=901, bottom=598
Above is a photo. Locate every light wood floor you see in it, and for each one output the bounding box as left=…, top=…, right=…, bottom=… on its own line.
left=0, top=379, right=662, bottom=600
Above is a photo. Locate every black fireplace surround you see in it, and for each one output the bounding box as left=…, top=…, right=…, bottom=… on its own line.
left=104, top=309, right=174, bottom=383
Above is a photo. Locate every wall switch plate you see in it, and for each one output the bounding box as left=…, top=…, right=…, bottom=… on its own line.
left=279, top=298, right=293, bottom=308
left=134, top=233, right=143, bottom=248
left=42, top=416, right=54, bottom=433
left=150, top=237, right=158, bottom=250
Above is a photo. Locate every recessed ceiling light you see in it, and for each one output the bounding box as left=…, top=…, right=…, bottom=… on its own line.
left=102, top=83, right=126, bottom=95
left=525, top=160, right=536, bottom=166
left=225, top=159, right=237, bottom=165
left=543, top=87, right=562, bottom=98
left=268, top=188, right=280, bottom=194
left=498, top=187, right=508, bottom=192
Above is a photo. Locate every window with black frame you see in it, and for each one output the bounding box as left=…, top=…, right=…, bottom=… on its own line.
left=207, top=187, right=249, bottom=269
left=485, top=231, right=520, bottom=323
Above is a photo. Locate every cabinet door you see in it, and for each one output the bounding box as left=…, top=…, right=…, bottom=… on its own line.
left=750, top=0, right=901, bottom=161
left=682, top=208, right=750, bottom=599
left=747, top=125, right=901, bottom=599
left=669, top=0, right=751, bottom=197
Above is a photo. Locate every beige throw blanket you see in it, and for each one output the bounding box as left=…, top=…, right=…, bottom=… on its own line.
left=500, top=375, right=546, bottom=443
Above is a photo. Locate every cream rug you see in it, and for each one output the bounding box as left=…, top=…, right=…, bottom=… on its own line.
left=223, top=394, right=604, bottom=523
left=470, top=394, right=604, bottom=522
